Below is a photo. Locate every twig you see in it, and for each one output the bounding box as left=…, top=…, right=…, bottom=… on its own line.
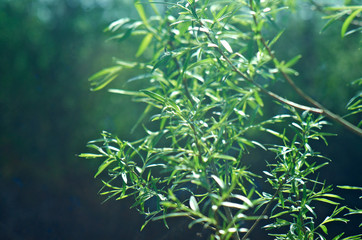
left=241, top=178, right=286, bottom=240
left=198, top=22, right=323, bottom=114
left=249, top=2, right=362, bottom=137
left=309, top=0, right=362, bottom=27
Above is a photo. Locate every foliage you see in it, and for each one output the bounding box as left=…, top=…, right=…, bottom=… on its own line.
left=81, top=0, right=362, bottom=239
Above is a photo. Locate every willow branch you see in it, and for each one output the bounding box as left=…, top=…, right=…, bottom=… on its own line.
left=241, top=178, right=286, bottom=240
left=309, top=0, right=362, bottom=27
left=249, top=5, right=362, bottom=137
left=198, top=23, right=323, bottom=114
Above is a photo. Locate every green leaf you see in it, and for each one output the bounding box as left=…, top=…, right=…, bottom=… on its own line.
left=232, top=194, right=253, bottom=207
left=107, top=28, right=133, bottom=41
left=345, top=26, right=362, bottom=36
left=106, top=18, right=132, bottom=32
left=264, top=219, right=290, bottom=229
left=268, top=30, right=284, bottom=48
left=89, top=66, right=122, bottom=91
left=107, top=18, right=132, bottom=32
left=86, top=144, right=108, bottom=155
left=211, top=175, right=225, bottom=189
left=177, top=20, right=192, bottom=35
left=270, top=210, right=293, bottom=218
left=319, top=194, right=345, bottom=200
left=108, top=88, right=147, bottom=97
left=221, top=201, right=248, bottom=210
left=121, top=172, right=128, bottom=184
left=220, top=40, right=233, bottom=53
left=115, top=60, right=139, bottom=68
left=337, top=185, right=362, bottom=191
left=78, top=153, right=104, bottom=159
left=152, top=51, right=172, bottom=72
left=189, top=196, right=199, bottom=211
left=278, top=192, right=284, bottom=208
left=341, top=9, right=362, bottom=38
left=320, top=224, right=328, bottom=234
left=254, top=91, right=264, bottom=107
left=305, top=204, right=317, bottom=218
left=313, top=198, right=340, bottom=205
left=285, top=55, right=302, bottom=68
left=136, top=33, right=153, bottom=57
left=326, top=6, right=362, bottom=11
left=323, top=216, right=349, bottom=224
left=260, top=127, right=286, bottom=140
left=332, top=233, right=345, bottom=240
left=153, top=212, right=190, bottom=221
left=345, top=209, right=362, bottom=215
left=213, top=153, right=236, bottom=161
left=94, top=158, right=116, bottom=178
left=215, top=5, right=228, bottom=20
left=342, top=234, right=362, bottom=239
left=89, top=66, right=121, bottom=81
left=142, top=90, right=165, bottom=103
left=187, top=58, right=215, bottom=70
left=101, top=180, right=121, bottom=190
left=135, top=1, right=149, bottom=27
left=321, top=11, right=347, bottom=33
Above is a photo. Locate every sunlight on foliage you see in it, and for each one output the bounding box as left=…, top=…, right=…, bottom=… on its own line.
left=82, top=0, right=362, bottom=239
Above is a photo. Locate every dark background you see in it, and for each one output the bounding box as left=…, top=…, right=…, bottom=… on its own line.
left=0, top=0, right=361, bottom=239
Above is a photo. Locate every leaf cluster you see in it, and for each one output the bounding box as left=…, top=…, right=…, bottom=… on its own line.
left=81, top=0, right=362, bottom=239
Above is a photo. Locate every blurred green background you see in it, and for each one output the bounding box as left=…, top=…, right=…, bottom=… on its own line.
left=0, top=0, right=361, bottom=239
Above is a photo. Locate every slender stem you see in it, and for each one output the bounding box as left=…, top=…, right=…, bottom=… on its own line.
left=225, top=207, right=241, bottom=240
left=308, top=0, right=362, bottom=27
left=219, top=45, right=323, bottom=114
left=189, top=5, right=241, bottom=239
left=249, top=6, right=362, bottom=137
left=241, top=178, right=286, bottom=240
left=201, top=25, right=323, bottom=114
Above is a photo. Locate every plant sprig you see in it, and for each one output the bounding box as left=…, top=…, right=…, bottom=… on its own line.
left=81, top=1, right=362, bottom=239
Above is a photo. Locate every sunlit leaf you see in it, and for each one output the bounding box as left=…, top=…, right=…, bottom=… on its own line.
left=320, top=224, right=328, bottom=234
left=337, top=185, right=362, bottom=191
left=220, top=39, right=233, bottom=53
left=107, top=18, right=132, bottom=32
left=189, top=196, right=199, bottom=211
left=78, top=153, right=104, bottom=159
left=108, top=88, right=147, bottom=97
left=211, top=175, right=225, bottom=189
left=215, top=5, right=228, bottom=20
left=142, top=90, right=165, bottom=102
left=94, top=158, right=116, bottom=178
left=136, top=33, right=153, bottom=57
left=341, top=9, right=362, bottom=38
left=135, top=1, right=149, bottom=27
left=221, top=201, right=248, bottom=210
left=285, top=55, right=302, bottom=68
left=213, top=153, right=236, bottom=161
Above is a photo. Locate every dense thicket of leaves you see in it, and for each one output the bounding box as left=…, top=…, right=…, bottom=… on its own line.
left=82, top=0, right=361, bottom=239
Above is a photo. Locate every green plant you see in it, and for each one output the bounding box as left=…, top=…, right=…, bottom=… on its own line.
left=80, top=1, right=362, bottom=239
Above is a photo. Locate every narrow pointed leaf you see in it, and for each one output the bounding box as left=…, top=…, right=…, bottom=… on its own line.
left=136, top=33, right=153, bottom=57
left=220, top=40, right=233, bottom=53
left=341, top=9, right=362, bottom=38
left=95, top=159, right=116, bottom=178
left=189, top=196, right=199, bottom=211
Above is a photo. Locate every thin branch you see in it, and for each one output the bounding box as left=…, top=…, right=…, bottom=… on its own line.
left=250, top=6, right=362, bottom=137
left=241, top=178, right=287, bottom=240
left=309, top=0, right=362, bottom=27
left=198, top=22, right=323, bottom=114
